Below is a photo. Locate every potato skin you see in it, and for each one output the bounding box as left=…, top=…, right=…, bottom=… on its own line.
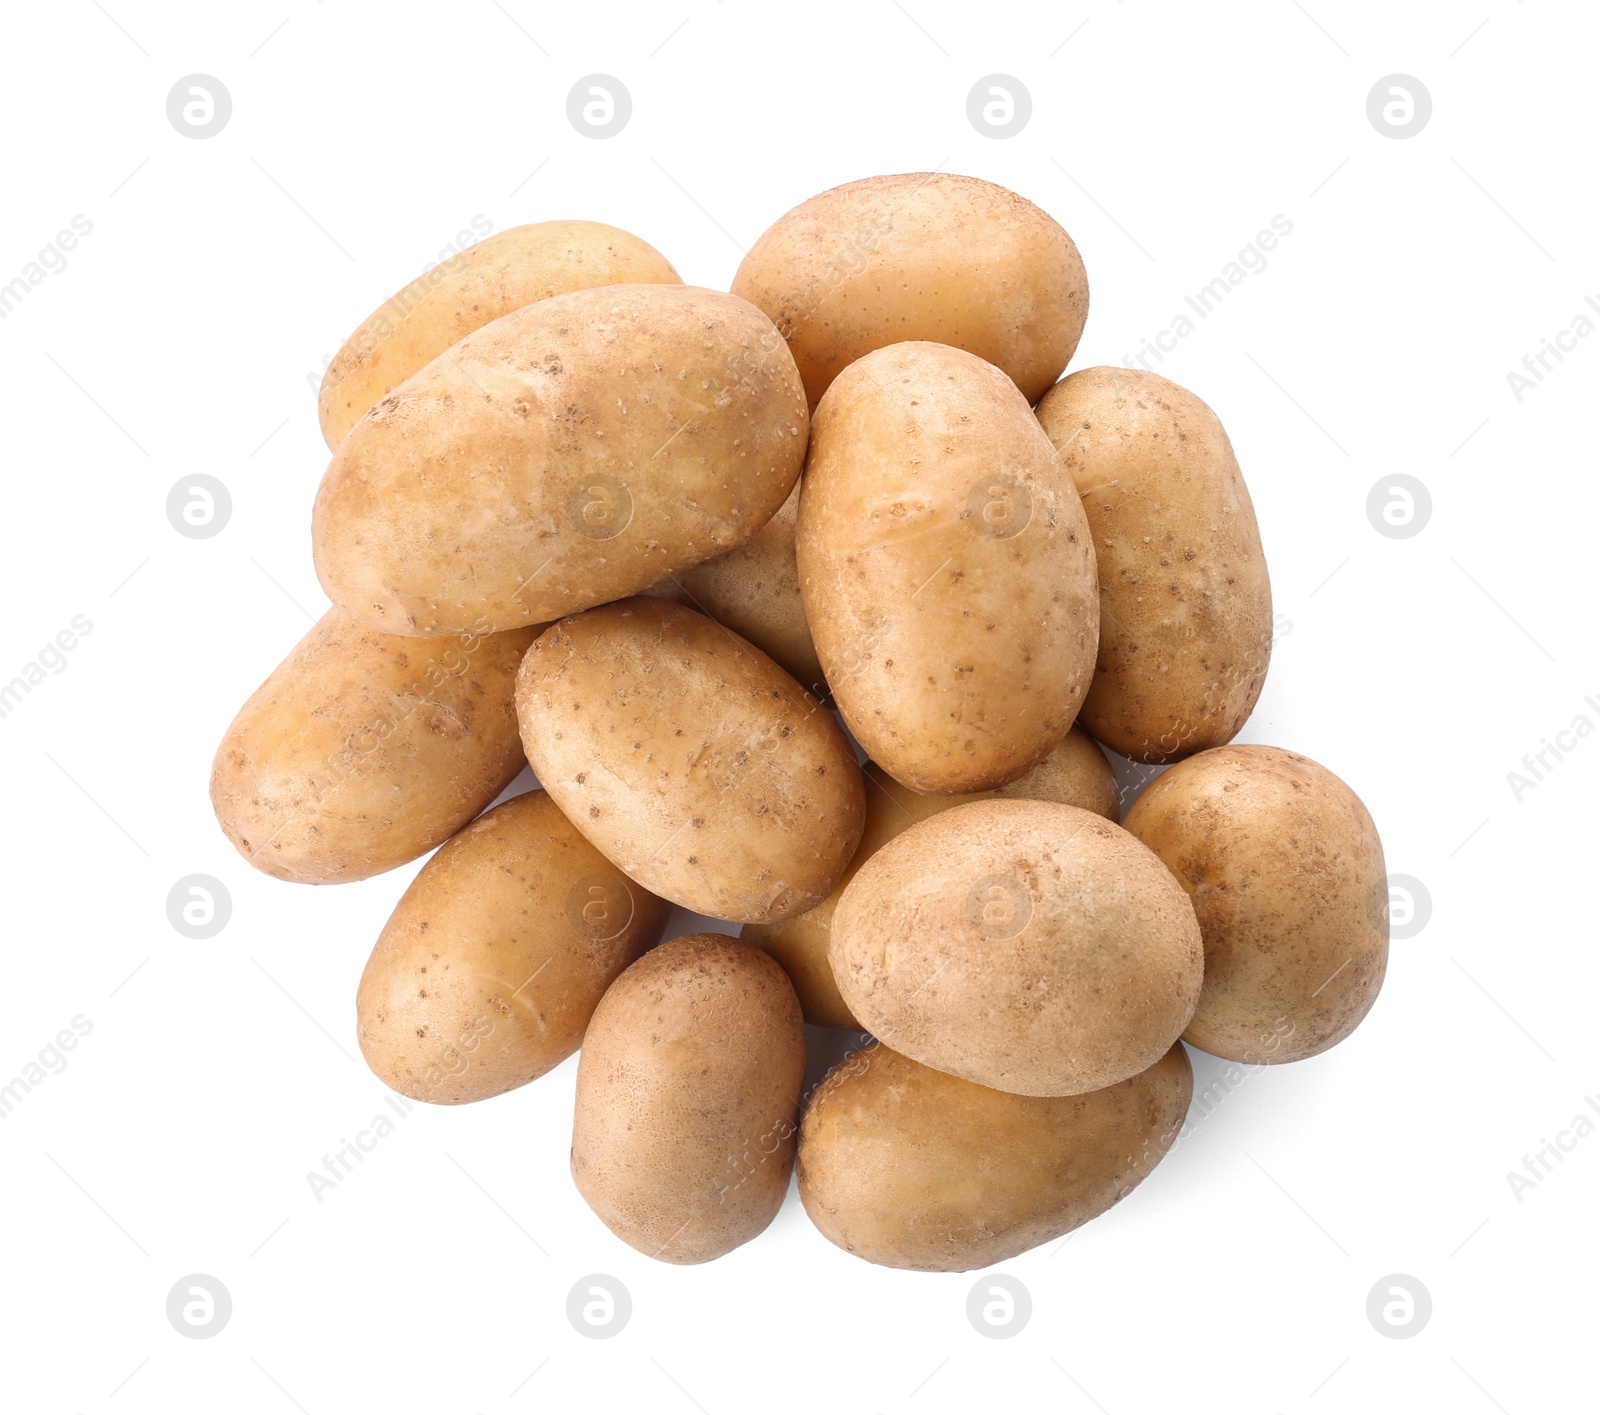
left=797, top=342, right=1098, bottom=794
left=318, top=220, right=681, bottom=449
left=1122, top=745, right=1388, bottom=1063
left=732, top=172, right=1088, bottom=409
left=515, top=598, right=865, bottom=924
left=799, top=1042, right=1191, bottom=1271
left=356, top=792, right=668, bottom=1104
left=831, top=798, right=1203, bottom=1095
left=210, top=610, right=537, bottom=885
left=313, top=284, right=807, bottom=636
left=572, top=934, right=806, bottom=1264
left=1036, top=367, right=1273, bottom=763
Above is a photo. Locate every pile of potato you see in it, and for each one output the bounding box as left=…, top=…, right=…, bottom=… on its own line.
left=212, top=173, right=1389, bottom=1271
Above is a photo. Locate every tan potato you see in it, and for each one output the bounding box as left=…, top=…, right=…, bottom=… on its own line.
left=318, top=220, right=681, bottom=449
left=744, top=727, right=1117, bottom=1029
left=211, top=610, right=537, bottom=884
left=1122, top=745, right=1388, bottom=1063
left=355, top=791, right=669, bottom=1104
left=732, top=172, right=1088, bottom=409
left=799, top=1042, right=1192, bottom=1271
left=1035, top=367, right=1274, bottom=763
left=515, top=598, right=865, bottom=924
left=572, top=933, right=806, bottom=1263
left=831, top=798, right=1202, bottom=1095
left=313, top=284, right=807, bottom=637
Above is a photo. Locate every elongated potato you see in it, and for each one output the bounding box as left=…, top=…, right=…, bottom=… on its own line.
left=355, top=792, right=669, bottom=1103
left=313, top=284, right=808, bottom=637
left=799, top=1042, right=1192, bottom=1271
left=1035, top=367, right=1273, bottom=763
left=318, top=220, right=681, bottom=449
left=572, top=934, right=806, bottom=1263
left=797, top=341, right=1098, bottom=794
left=210, top=610, right=537, bottom=884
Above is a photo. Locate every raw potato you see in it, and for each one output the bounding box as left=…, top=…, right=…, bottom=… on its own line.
left=732, top=172, right=1088, bottom=409
left=210, top=610, right=537, bottom=885
left=1122, top=745, right=1388, bottom=1063
left=744, top=727, right=1117, bottom=1029
left=572, top=934, right=806, bottom=1264
left=1036, top=367, right=1273, bottom=763
left=356, top=792, right=669, bottom=1104
left=831, top=798, right=1203, bottom=1095
left=318, top=220, right=681, bottom=449
left=797, top=341, right=1098, bottom=793
left=313, top=284, right=807, bottom=637
left=799, top=1042, right=1192, bottom=1271
left=515, top=598, right=865, bottom=924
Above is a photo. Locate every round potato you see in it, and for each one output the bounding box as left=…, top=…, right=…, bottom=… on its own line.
left=797, top=341, right=1098, bottom=794
left=515, top=598, right=865, bottom=924
left=356, top=791, right=669, bottom=1104
left=1122, top=745, right=1388, bottom=1063
left=572, top=933, right=806, bottom=1264
left=732, top=172, right=1088, bottom=409
left=1035, top=367, right=1273, bottom=763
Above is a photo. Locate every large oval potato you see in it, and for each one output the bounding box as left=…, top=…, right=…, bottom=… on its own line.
left=1123, top=745, right=1388, bottom=1063
left=516, top=598, right=865, bottom=924
left=799, top=1042, right=1192, bottom=1271
left=313, top=284, right=808, bottom=637
left=318, top=220, right=681, bottom=449
left=1035, top=367, right=1273, bottom=763
left=797, top=341, right=1098, bottom=794
left=210, top=610, right=537, bottom=884
left=732, top=172, right=1088, bottom=409
left=831, top=798, right=1202, bottom=1095
left=356, top=791, right=669, bottom=1104
left=572, top=934, right=806, bottom=1264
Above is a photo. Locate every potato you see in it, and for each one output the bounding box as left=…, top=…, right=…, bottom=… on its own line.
left=313, top=284, right=807, bottom=637
left=1123, top=745, right=1388, bottom=1063
left=1035, top=367, right=1273, bottom=763
left=799, top=1042, right=1191, bottom=1271
left=831, top=798, right=1202, bottom=1095
left=515, top=598, right=865, bottom=924
left=572, top=933, right=805, bottom=1263
left=744, top=727, right=1117, bottom=1029
left=732, top=172, right=1088, bottom=409
left=211, top=610, right=536, bottom=884
left=318, top=220, right=681, bottom=449
left=796, top=341, right=1097, bottom=794
left=355, top=791, right=668, bottom=1104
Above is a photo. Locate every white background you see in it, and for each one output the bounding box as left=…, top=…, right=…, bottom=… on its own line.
left=1, top=1, right=1595, bottom=1411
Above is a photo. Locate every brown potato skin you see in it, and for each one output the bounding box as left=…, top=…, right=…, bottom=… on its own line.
left=571, top=934, right=806, bottom=1264
left=1122, top=745, right=1388, bottom=1063
left=515, top=598, right=865, bottom=924
left=210, top=610, right=537, bottom=884
left=732, top=172, right=1088, bottom=409
left=797, top=342, right=1098, bottom=794
left=355, top=792, right=669, bottom=1104
left=318, top=221, right=682, bottom=449
left=313, top=284, right=807, bottom=637
left=1036, top=367, right=1273, bottom=763
left=798, top=1043, right=1192, bottom=1271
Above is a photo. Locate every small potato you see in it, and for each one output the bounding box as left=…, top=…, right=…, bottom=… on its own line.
left=355, top=792, right=669, bottom=1104
left=318, top=220, right=681, bottom=449
left=1035, top=367, right=1273, bottom=763
left=211, top=610, right=536, bottom=884
left=831, top=798, right=1202, bottom=1095
left=572, top=934, right=806, bottom=1264
left=1122, top=745, right=1388, bottom=1063
left=798, top=1042, right=1192, bottom=1271
left=515, top=598, right=865, bottom=924
left=732, top=172, right=1088, bottom=409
